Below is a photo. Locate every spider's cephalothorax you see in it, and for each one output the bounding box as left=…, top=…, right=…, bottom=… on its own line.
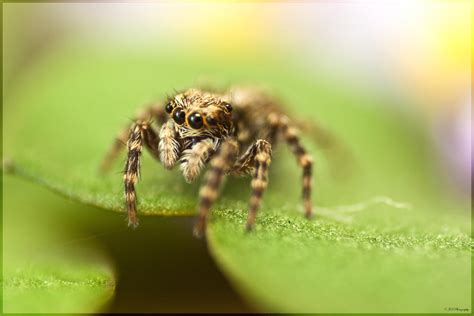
left=101, top=87, right=313, bottom=237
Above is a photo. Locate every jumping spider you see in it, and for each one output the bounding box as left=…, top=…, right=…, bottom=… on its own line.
left=101, top=87, right=313, bottom=237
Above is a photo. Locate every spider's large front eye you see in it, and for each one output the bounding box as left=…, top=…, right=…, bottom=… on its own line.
left=165, top=103, right=173, bottom=114
left=173, top=108, right=186, bottom=124
left=188, top=112, right=204, bottom=129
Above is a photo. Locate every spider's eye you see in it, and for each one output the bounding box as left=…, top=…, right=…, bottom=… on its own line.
left=188, top=112, right=204, bottom=129
left=206, top=116, right=217, bottom=126
left=165, top=103, right=173, bottom=114
left=173, top=108, right=186, bottom=125
left=224, top=103, right=233, bottom=113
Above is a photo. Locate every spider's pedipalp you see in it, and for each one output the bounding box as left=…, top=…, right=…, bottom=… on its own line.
left=194, top=139, right=239, bottom=237
left=159, top=120, right=180, bottom=169
left=180, top=138, right=216, bottom=183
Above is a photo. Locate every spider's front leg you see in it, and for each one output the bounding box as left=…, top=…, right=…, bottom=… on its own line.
left=193, top=139, right=239, bottom=237
left=100, top=104, right=167, bottom=172
left=124, top=121, right=172, bottom=227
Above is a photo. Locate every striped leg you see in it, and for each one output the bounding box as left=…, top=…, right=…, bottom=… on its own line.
left=280, top=116, right=314, bottom=218
left=100, top=104, right=166, bottom=173
left=123, top=122, right=161, bottom=228
left=244, top=140, right=272, bottom=231
left=194, top=140, right=239, bottom=237
left=231, top=113, right=279, bottom=176
left=233, top=140, right=259, bottom=175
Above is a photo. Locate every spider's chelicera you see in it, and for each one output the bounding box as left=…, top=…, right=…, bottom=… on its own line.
left=101, top=87, right=313, bottom=237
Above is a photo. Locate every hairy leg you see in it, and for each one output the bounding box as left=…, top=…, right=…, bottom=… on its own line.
left=233, top=140, right=258, bottom=175
left=100, top=103, right=166, bottom=172
left=180, top=138, right=217, bottom=183
left=279, top=116, right=313, bottom=218
left=233, top=112, right=279, bottom=175
left=194, top=140, right=239, bottom=237
left=123, top=122, right=161, bottom=228
left=241, top=139, right=272, bottom=231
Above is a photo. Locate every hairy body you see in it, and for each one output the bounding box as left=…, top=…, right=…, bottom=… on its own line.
left=101, top=86, right=313, bottom=237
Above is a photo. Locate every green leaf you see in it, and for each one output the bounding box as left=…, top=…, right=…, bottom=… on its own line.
left=3, top=264, right=114, bottom=314
left=4, top=41, right=471, bottom=313
left=207, top=207, right=471, bottom=313
left=3, top=175, right=115, bottom=313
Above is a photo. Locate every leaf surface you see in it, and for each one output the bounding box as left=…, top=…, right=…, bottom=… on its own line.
left=3, top=176, right=115, bottom=313
left=4, top=42, right=471, bottom=313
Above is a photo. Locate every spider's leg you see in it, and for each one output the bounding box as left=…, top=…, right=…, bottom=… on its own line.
left=123, top=121, right=161, bottom=227
left=232, top=114, right=278, bottom=176
left=124, top=124, right=143, bottom=228
left=100, top=104, right=166, bottom=173
left=232, top=140, right=257, bottom=175
left=234, top=139, right=272, bottom=231
left=180, top=138, right=216, bottom=183
left=194, top=140, right=239, bottom=237
left=142, top=123, right=161, bottom=161
left=100, top=126, right=129, bottom=173
left=279, top=116, right=314, bottom=218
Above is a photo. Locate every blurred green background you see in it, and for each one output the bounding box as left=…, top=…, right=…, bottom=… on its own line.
left=3, top=2, right=471, bottom=313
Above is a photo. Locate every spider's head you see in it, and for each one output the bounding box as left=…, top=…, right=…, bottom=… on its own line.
left=165, top=89, right=233, bottom=139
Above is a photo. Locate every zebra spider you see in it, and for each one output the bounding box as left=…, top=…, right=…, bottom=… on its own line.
left=101, top=86, right=313, bottom=237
